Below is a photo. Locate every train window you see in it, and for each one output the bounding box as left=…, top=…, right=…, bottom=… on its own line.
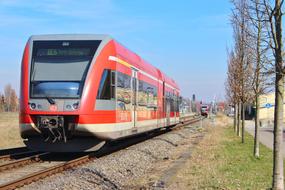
left=117, top=72, right=131, bottom=89
left=138, top=80, right=157, bottom=108
left=117, top=72, right=131, bottom=108
left=174, top=94, right=178, bottom=112
left=31, top=41, right=100, bottom=82
left=97, top=69, right=115, bottom=100
left=138, top=80, right=147, bottom=106
left=111, top=71, right=116, bottom=86
left=111, top=71, right=116, bottom=99
left=165, top=91, right=174, bottom=112
left=175, top=94, right=178, bottom=112
left=30, top=40, right=101, bottom=98
left=170, top=93, right=174, bottom=112
left=177, top=94, right=180, bottom=112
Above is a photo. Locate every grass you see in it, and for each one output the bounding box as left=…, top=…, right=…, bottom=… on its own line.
left=171, top=116, right=275, bottom=190
left=217, top=127, right=273, bottom=189
left=0, top=112, right=24, bottom=149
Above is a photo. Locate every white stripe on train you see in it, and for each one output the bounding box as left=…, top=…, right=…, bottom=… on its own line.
left=108, top=56, right=179, bottom=92
left=20, top=117, right=179, bottom=134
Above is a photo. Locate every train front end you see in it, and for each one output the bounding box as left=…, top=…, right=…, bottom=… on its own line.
left=19, top=35, right=110, bottom=152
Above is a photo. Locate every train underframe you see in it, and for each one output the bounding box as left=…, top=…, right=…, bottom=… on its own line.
left=21, top=114, right=179, bottom=152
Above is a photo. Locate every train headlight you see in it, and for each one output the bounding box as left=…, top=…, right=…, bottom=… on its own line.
left=72, top=102, right=79, bottom=109
left=66, top=105, right=72, bottom=110
left=30, top=103, right=36, bottom=110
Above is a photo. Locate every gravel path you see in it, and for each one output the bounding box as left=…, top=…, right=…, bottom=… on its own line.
left=20, top=120, right=207, bottom=190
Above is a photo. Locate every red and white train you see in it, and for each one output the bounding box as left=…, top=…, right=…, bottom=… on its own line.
left=19, top=34, right=180, bottom=152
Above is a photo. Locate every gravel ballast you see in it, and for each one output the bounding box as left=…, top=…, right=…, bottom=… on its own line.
left=20, top=119, right=209, bottom=190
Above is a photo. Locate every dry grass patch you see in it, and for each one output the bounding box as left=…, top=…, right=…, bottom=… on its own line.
left=169, top=120, right=225, bottom=189
left=0, top=112, right=24, bottom=149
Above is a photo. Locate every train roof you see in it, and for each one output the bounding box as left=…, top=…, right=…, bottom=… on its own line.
left=29, top=34, right=112, bottom=41
left=29, top=34, right=180, bottom=91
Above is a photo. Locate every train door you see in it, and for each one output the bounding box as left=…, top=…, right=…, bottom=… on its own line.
left=131, top=69, right=138, bottom=128
left=166, top=99, right=170, bottom=126
left=157, top=82, right=163, bottom=128
left=157, top=106, right=160, bottom=128
left=174, top=90, right=177, bottom=123
left=163, top=82, right=170, bottom=126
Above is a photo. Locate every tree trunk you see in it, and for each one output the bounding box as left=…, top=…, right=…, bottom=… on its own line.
left=234, top=103, right=237, bottom=132
left=254, top=94, right=260, bottom=157
left=237, top=101, right=240, bottom=136
left=238, top=102, right=242, bottom=137
left=272, top=1, right=284, bottom=189
left=242, top=102, right=245, bottom=143
left=272, top=72, right=284, bottom=190
left=254, top=4, right=261, bottom=157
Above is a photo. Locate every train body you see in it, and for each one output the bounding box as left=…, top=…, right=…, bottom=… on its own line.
left=19, top=34, right=180, bottom=152
left=201, top=104, right=209, bottom=117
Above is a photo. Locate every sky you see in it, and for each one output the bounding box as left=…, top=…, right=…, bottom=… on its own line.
left=0, top=0, right=232, bottom=102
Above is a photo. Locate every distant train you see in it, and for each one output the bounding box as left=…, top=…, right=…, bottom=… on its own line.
left=19, top=34, right=182, bottom=152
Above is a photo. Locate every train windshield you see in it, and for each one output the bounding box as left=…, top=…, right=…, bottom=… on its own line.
left=30, top=40, right=101, bottom=98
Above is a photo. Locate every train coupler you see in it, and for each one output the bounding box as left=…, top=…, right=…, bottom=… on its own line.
left=37, top=116, right=67, bottom=143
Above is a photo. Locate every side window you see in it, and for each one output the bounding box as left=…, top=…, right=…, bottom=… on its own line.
left=176, top=94, right=180, bottom=112
left=138, top=80, right=157, bottom=108
left=145, top=83, right=154, bottom=107
left=153, top=86, right=158, bottom=107
left=170, top=92, right=174, bottom=112
left=173, top=93, right=177, bottom=112
left=166, top=91, right=171, bottom=110
left=138, top=80, right=147, bottom=106
left=117, top=72, right=131, bottom=110
left=111, top=71, right=116, bottom=99
left=174, top=93, right=178, bottom=112
left=117, top=72, right=131, bottom=89
left=167, top=91, right=175, bottom=112
left=172, top=92, right=177, bottom=112
left=97, top=69, right=115, bottom=100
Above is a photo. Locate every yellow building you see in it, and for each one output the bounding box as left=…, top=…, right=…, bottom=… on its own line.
left=258, top=92, right=280, bottom=126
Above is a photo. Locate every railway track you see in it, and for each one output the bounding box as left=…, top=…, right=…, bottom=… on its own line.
left=0, top=147, right=30, bottom=161
left=0, top=150, right=41, bottom=162
left=0, top=116, right=203, bottom=190
left=0, top=152, right=49, bottom=172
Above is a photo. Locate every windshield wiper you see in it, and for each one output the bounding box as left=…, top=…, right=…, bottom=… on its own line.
left=46, top=96, right=55, bottom=105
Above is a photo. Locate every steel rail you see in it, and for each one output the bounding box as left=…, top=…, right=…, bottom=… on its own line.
left=0, top=154, right=94, bottom=190
left=0, top=151, right=40, bottom=161
left=0, top=152, right=49, bottom=172
left=0, top=147, right=29, bottom=156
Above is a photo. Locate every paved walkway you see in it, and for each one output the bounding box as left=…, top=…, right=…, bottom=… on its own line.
left=245, top=120, right=285, bottom=157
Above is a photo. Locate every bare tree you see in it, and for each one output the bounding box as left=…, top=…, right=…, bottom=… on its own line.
left=4, top=84, right=12, bottom=112
left=225, top=50, right=242, bottom=133
left=246, top=0, right=269, bottom=158
left=231, top=0, right=255, bottom=142
left=10, top=89, right=18, bottom=112
left=0, top=93, right=4, bottom=112
left=251, top=0, right=264, bottom=158
left=264, top=0, right=284, bottom=189
left=3, top=84, right=18, bottom=112
left=226, top=51, right=236, bottom=131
